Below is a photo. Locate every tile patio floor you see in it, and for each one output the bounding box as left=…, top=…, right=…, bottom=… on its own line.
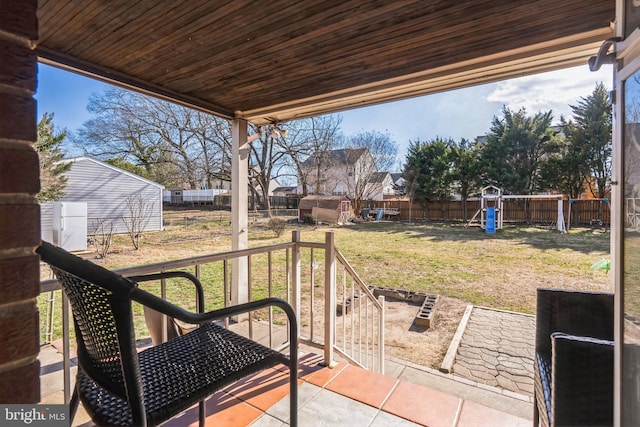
left=40, top=344, right=531, bottom=427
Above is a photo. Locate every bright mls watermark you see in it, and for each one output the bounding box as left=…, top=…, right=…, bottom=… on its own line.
left=1, top=405, right=68, bottom=426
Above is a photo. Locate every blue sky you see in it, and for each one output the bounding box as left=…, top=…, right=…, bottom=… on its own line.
left=37, top=63, right=612, bottom=167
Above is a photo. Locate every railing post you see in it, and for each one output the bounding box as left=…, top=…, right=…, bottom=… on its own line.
left=378, top=295, right=385, bottom=375
left=291, top=230, right=301, bottom=335
left=324, top=231, right=336, bottom=367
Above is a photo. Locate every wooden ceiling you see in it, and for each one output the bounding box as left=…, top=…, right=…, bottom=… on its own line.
left=37, top=0, right=614, bottom=125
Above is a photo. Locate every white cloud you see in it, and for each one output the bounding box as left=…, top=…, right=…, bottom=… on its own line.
left=486, top=64, right=613, bottom=120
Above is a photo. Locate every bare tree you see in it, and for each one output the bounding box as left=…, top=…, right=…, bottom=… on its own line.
left=89, top=219, right=114, bottom=259
left=75, top=87, right=231, bottom=189
left=123, top=195, right=154, bottom=250
left=247, top=123, right=292, bottom=213
left=278, top=115, right=343, bottom=196
left=343, top=130, right=398, bottom=214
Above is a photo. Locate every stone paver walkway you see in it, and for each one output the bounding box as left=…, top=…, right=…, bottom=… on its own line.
left=452, top=307, right=535, bottom=397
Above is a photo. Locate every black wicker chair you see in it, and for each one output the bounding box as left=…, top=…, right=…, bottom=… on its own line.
left=533, top=288, right=613, bottom=427
left=37, top=241, right=298, bottom=427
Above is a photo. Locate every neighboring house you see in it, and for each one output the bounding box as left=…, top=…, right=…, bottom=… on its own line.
left=297, top=148, right=376, bottom=198
left=252, top=175, right=280, bottom=197
left=390, top=173, right=407, bottom=196
left=41, top=157, right=164, bottom=239
left=364, top=172, right=395, bottom=201
left=272, top=186, right=298, bottom=197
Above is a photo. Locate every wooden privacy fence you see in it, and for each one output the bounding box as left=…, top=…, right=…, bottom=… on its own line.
left=361, top=199, right=610, bottom=226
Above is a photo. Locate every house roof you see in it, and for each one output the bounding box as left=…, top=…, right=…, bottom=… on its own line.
left=368, top=172, right=391, bottom=184
left=273, top=186, right=297, bottom=193
left=303, top=148, right=368, bottom=167
left=37, top=1, right=614, bottom=125
left=390, top=173, right=404, bottom=184
left=66, top=157, right=164, bottom=189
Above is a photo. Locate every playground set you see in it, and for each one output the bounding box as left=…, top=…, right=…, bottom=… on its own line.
left=468, top=186, right=567, bottom=233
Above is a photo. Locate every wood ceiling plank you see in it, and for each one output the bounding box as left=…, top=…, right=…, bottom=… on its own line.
left=94, top=1, right=240, bottom=63
left=187, top=1, right=610, bottom=108
left=157, top=1, right=487, bottom=95
left=125, top=0, right=378, bottom=80
left=37, top=0, right=614, bottom=121
left=167, top=0, right=605, bottom=98
left=76, top=2, right=190, bottom=61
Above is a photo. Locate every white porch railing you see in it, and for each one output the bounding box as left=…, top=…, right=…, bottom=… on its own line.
left=39, top=231, right=385, bottom=404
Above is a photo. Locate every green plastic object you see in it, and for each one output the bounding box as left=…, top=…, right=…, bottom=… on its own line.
left=591, top=259, right=611, bottom=274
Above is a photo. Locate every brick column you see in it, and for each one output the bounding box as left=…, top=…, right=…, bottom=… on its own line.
left=0, top=0, right=41, bottom=403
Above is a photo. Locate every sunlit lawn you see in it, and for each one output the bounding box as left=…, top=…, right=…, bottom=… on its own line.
left=38, top=209, right=611, bottom=342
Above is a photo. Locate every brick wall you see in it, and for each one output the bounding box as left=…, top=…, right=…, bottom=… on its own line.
left=0, top=0, right=41, bottom=403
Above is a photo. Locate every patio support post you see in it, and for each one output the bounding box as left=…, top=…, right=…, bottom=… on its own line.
left=291, top=230, right=301, bottom=334
left=231, top=119, right=249, bottom=309
left=324, top=231, right=336, bottom=367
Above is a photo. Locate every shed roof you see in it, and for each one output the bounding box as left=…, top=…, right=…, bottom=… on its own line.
left=299, top=195, right=350, bottom=210
left=37, top=1, right=614, bottom=125
left=67, top=157, right=164, bottom=189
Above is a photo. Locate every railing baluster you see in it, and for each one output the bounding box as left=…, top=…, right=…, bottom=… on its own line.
left=195, top=263, right=202, bottom=313
left=62, top=291, right=71, bottom=404
left=248, top=254, right=253, bottom=339
left=350, top=275, right=355, bottom=358
left=365, top=297, right=370, bottom=368
left=223, top=259, right=229, bottom=328
left=268, top=251, right=273, bottom=348
left=161, top=276, right=167, bottom=342
left=286, top=246, right=290, bottom=343
left=342, top=265, right=346, bottom=353
left=379, top=295, right=385, bottom=374
left=310, top=248, right=315, bottom=342
left=291, top=231, right=300, bottom=341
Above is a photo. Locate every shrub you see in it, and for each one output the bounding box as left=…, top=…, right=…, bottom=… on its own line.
left=267, top=217, right=286, bottom=237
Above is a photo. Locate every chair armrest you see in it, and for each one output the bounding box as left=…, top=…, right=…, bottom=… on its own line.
left=128, top=271, right=205, bottom=313
left=551, top=332, right=614, bottom=426
left=129, top=285, right=297, bottom=337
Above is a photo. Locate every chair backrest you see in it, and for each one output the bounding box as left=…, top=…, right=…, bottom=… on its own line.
left=536, top=288, right=614, bottom=357
left=37, top=242, right=144, bottom=404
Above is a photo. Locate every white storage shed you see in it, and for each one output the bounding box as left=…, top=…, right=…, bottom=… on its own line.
left=41, top=157, right=164, bottom=238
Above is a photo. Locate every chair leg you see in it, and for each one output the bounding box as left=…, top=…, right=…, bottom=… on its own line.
left=199, top=400, right=205, bottom=427
left=69, top=387, right=80, bottom=425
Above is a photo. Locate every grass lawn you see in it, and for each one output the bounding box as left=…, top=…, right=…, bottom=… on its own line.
left=38, top=207, right=611, bottom=343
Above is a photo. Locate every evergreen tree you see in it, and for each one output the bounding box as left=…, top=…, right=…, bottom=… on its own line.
left=566, top=82, right=612, bottom=198
left=36, top=113, right=70, bottom=202
left=402, top=138, right=456, bottom=218
left=541, top=116, right=590, bottom=198
left=481, top=106, right=557, bottom=195
left=451, top=138, right=483, bottom=221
